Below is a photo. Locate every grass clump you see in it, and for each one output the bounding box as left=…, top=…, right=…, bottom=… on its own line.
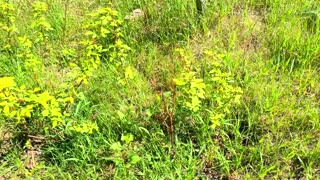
left=0, top=0, right=320, bottom=179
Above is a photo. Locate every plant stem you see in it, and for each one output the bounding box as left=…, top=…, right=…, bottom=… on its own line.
left=63, top=0, right=69, bottom=42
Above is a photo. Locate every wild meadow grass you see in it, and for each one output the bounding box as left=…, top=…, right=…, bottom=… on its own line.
left=0, top=0, right=320, bottom=179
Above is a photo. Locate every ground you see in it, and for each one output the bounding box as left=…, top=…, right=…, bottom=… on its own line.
left=0, top=0, right=320, bottom=179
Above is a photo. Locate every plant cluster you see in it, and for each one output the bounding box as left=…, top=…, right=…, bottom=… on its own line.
left=0, top=2, right=129, bottom=144
left=0, top=77, right=71, bottom=129
left=1, top=0, right=319, bottom=179
left=173, top=48, right=242, bottom=129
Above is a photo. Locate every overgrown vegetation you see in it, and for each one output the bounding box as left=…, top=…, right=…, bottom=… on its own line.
left=0, top=0, right=319, bottom=179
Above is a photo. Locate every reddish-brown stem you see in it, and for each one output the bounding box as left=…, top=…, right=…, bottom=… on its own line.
left=160, top=79, right=176, bottom=145
left=168, top=79, right=176, bottom=145
left=164, top=100, right=174, bottom=145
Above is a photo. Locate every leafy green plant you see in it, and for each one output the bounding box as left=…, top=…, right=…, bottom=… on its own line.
left=0, top=77, right=73, bottom=131
left=81, top=6, right=130, bottom=67
left=155, top=48, right=242, bottom=145
left=0, top=3, right=130, bottom=145
left=1, top=0, right=320, bottom=179
left=108, top=134, right=141, bottom=168
left=31, top=1, right=53, bottom=43
left=0, top=0, right=18, bottom=51
left=173, top=48, right=242, bottom=130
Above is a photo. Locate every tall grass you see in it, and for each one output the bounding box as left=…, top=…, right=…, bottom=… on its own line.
left=0, top=0, right=319, bottom=179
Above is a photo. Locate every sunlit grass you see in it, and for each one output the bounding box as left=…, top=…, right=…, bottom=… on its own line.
left=0, top=0, right=319, bottom=179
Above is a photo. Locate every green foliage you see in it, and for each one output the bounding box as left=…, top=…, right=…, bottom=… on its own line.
left=1, top=0, right=320, bottom=179
left=173, top=49, right=207, bottom=112
left=173, top=48, right=242, bottom=128
left=17, top=36, right=43, bottom=71
left=0, top=2, right=131, bottom=139
left=0, top=76, right=75, bottom=134
left=31, top=1, right=53, bottom=43
left=0, top=0, right=18, bottom=50
left=81, top=6, right=130, bottom=69
left=108, top=134, right=141, bottom=168
left=0, top=4, right=130, bottom=177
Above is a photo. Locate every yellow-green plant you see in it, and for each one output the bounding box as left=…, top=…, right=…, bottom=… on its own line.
left=173, top=49, right=206, bottom=112
left=81, top=6, right=130, bottom=68
left=0, top=3, right=131, bottom=149
left=108, top=134, right=141, bottom=167
left=0, top=76, right=98, bottom=135
left=0, top=0, right=18, bottom=50
left=62, top=6, right=131, bottom=98
left=0, top=77, right=71, bottom=129
left=31, top=1, right=53, bottom=43
left=173, top=48, right=207, bottom=113
left=173, top=49, right=242, bottom=129
left=0, top=3, right=130, bottom=138
left=203, top=50, right=242, bottom=128
left=16, top=36, right=44, bottom=72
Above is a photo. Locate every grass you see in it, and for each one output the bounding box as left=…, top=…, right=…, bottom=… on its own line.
left=0, top=0, right=320, bottom=179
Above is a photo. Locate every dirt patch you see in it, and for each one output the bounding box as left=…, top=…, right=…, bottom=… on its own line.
left=189, top=9, right=266, bottom=62
left=222, top=10, right=265, bottom=54
left=0, top=130, right=13, bottom=158
left=238, top=12, right=265, bottom=53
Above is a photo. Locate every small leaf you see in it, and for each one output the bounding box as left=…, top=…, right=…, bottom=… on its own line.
left=24, top=139, right=32, bottom=149
left=234, top=95, right=241, bottom=104
left=52, top=120, right=57, bottom=128
left=117, top=111, right=125, bottom=119
left=130, top=155, right=141, bottom=164
left=33, top=88, right=41, bottom=92
left=173, top=78, right=186, bottom=86
left=125, top=66, right=134, bottom=79
left=64, top=97, right=74, bottom=104
left=20, top=85, right=26, bottom=90
left=69, top=63, right=78, bottom=67
left=3, top=105, right=10, bottom=115
left=121, top=134, right=134, bottom=144
left=9, top=111, right=16, bottom=118
left=197, top=92, right=205, bottom=99
left=42, top=109, right=49, bottom=117
left=110, top=142, right=122, bottom=152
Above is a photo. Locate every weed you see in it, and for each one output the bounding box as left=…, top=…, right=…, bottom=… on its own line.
left=0, top=0, right=320, bottom=179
